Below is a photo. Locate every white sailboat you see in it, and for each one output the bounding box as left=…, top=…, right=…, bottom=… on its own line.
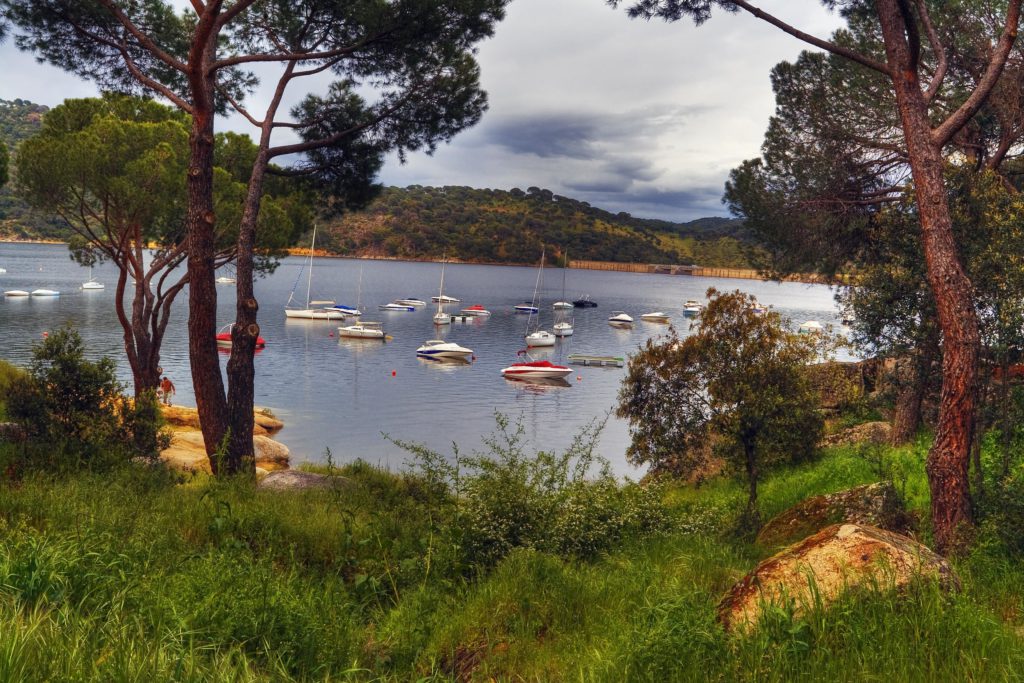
left=552, top=249, right=574, bottom=336
left=433, top=257, right=451, bottom=325
left=82, top=265, right=104, bottom=290
left=285, top=225, right=346, bottom=320
left=338, top=266, right=385, bottom=339
left=524, top=249, right=556, bottom=347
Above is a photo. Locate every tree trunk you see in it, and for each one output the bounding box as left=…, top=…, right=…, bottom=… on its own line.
left=877, top=1, right=980, bottom=554
left=185, top=90, right=229, bottom=470
left=223, top=149, right=269, bottom=476
left=890, top=343, right=934, bottom=445
left=743, top=441, right=759, bottom=530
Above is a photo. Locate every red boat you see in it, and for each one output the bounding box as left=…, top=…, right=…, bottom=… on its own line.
left=500, top=351, right=572, bottom=380
left=216, top=324, right=266, bottom=350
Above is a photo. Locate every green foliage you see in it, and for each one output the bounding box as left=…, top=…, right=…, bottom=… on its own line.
left=320, top=184, right=755, bottom=267
left=618, top=288, right=831, bottom=524
left=4, top=327, right=166, bottom=471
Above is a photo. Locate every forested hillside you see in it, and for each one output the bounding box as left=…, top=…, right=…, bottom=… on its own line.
left=319, top=185, right=754, bottom=266
left=0, top=98, right=64, bottom=240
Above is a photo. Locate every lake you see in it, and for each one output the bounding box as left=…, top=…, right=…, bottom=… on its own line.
left=0, top=242, right=848, bottom=476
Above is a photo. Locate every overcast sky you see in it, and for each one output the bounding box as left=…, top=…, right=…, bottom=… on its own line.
left=0, top=1, right=842, bottom=221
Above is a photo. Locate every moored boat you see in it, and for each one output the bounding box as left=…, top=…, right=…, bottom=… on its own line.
left=799, top=320, right=824, bottom=334
left=640, top=312, right=670, bottom=323
left=395, top=298, right=426, bottom=307
left=31, top=289, right=60, bottom=297
left=501, top=351, right=573, bottom=380
left=338, top=321, right=385, bottom=340
left=216, top=324, right=266, bottom=349
left=4, top=290, right=29, bottom=297
left=608, top=311, right=634, bottom=328
left=431, top=295, right=460, bottom=303
left=514, top=303, right=539, bottom=314
left=379, top=302, right=416, bottom=312
left=525, top=330, right=556, bottom=347
left=459, top=304, right=491, bottom=317
left=573, top=296, right=598, bottom=308
left=683, top=299, right=702, bottom=316
left=416, top=339, right=473, bottom=360
left=553, top=320, right=574, bottom=337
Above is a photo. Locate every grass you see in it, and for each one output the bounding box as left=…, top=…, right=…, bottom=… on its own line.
left=0, top=442, right=1020, bottom=681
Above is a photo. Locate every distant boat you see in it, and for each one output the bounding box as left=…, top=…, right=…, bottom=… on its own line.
left=683, top=300, right=702, bottom=316
left=573, top=296, right=598, bottom=308
left=514, top=303, right=539, bottom=314
left=521, top=249, right=555, bottom=346
left=553, top=250, right=573, bottom=309
left=553, top=320, right=574, bottom=337
left=216, top=324, right=266, bottom=349
left=432, top=294, right=460, bottom=303
left=416, top=339, right=473, bottom=360
left=82, top=265, right=104, bottom=289
left=552, top=249, right=574, bottom=335
left=748, top=302, right=766, bottom=315
left=338, top=321, right=385, bottom=340
left=525, top=330, right=556, bottom=347
left=501, top=350, right=573, bottom=380
left=395, top=298, right=426, bottom=307
left=332, top=304, right=362, bottom=316
left=433, top=257, right=451, bottom=326
left=215, top=276, right=236, bottom=284
left=379, top=302, right=416, bottom=312
left=567, top=353, right=625, bottom=368
left=640, top=312, right=670, bottom=323
left=608, top=311, right=634, bottom=328
left=285, top=225, right=346, bottom=320
left=4, top=290, right=28, bottom=297
left=31, top=289, right=60, bottom=297
left=799, top=320, right=824, bottom=334
left=0, top=268, right=6, bottom=274
left=459, top=304, right=491, bottom=317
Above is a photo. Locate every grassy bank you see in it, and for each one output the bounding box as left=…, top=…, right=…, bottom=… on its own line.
left=0, top=436, right=1022, bottom=681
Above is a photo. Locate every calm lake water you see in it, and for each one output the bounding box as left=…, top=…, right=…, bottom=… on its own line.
left=0, top=242, right=848, bottom=476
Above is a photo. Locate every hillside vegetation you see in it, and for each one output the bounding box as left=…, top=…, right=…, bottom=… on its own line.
left=320, top=185, right=754, bottom=266
left=0, top=98, right=64, bottom=241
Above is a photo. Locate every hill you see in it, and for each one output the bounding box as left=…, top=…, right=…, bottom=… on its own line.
left=319, top=185, right=755, bottom=267
left=0, top=98, right=64, bottom=241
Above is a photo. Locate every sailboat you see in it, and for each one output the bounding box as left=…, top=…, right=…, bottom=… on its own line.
left=338, top=266, right=385, bottom=339
left=82, top=265, right=104, bottom=290
left=552, top=249, right=574, bottom=337
left=432, top=257, right=451, bottom=325
left=285, top=225, right=346, bottom=320
left=524, top=249, right=555, bottom=347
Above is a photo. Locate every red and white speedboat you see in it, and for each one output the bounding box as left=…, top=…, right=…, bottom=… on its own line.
left=500, top=351, right=573, bottom=381
left=459, top=304, right=491, bottom=317
left=216, top=324, right=266, bottom=349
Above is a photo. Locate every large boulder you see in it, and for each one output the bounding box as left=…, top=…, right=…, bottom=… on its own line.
left=258, top=470, right=348, bottom=491
left=254, top=409, right=284, bottom=434
left=160, top=405, right=281, bottom=435
left=719, top=523, right=958, bottom=632
left=820, top=421, right=892, bottom=448
left=159, top=432, right=290, bottom=472
left=756, top=481, right=914, bottom=548
left=253, top=435, right=290, bottom=470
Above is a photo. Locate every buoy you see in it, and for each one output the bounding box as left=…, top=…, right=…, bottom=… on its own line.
left=577, top=375, right=582, bottom=381
left=391, top=370, right=396, bottom=377
left=42, top=332, right=48, bottom=338
left=471, top=355, right=477, bottom=361
left=329, top=332, right=334, bottom=337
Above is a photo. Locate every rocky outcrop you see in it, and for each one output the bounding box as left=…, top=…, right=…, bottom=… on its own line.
left=719, top=523, right=958, bottom=633
left=820, top=421, right=892, bottom=448
left=158, top=405, right=290, bottom=474
left=160, top=405, right=283, bottom=435
left=756, top=481, right=914, bottom=548
left=258, top=470, right=348, bottom=491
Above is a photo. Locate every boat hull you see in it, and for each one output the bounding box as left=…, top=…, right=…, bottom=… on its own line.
left=553, top=324, right=574, bottom=337
left=338, top=326, right=385, bottom=339
left=500, top=363, right=573, bottom=380
left=417, top=349, right=472, bottom=359
left=525, top=332, right=556, bottom=347
left=31, top=289, right=60, bottom=297
left=286, top=308, right=346, bottom=320
left=514, top=305, right=538, bottom=314
left=4, top=290, right=29, bottom=297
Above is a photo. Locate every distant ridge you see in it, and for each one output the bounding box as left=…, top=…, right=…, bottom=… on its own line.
left=319, top=185, right=756, bottom=268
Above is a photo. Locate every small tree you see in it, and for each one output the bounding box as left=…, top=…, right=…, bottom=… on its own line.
left=617, top=289, right=825, bottom=527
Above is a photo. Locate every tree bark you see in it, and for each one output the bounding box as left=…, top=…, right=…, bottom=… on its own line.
left=890, top=342, right=935, bottom=445
left=877, top=0, right=980, bottom=554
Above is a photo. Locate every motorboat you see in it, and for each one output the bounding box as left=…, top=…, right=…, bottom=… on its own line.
left=525, top=330, right=556, bottom=347
left=683, top=300, right=702, bottom=316
left=431, top=294, right=460, bottom=303
left=332, top=304, right=362, bottom=316
left=4, top=290, right=29, bottom=297
left=553, top=320, right=574, bottom=337
left=748, top=302, right=766, bottom=315
left=459, top=304, right=491, bottom=317
left=416, top=339, right=473, bottom=360
left=640, top=312, right=670, bottom=323
left=514, top=303, right=538, bottom=314
left=215, top=276, right=236, bottom=284
left=0, top=268, right=6, bottom=274
left=799, top=320, right=824, bottom=334
left=553, top=301, right=573, bottom=309
left=394, top=298, right=426, bottom=307
left=285, top=225, right=345, bottom=320
left=31, top=289, right=60, bottom=297
left=501, top=351, right=574, bottom=380
left=606, top=313, right=630, bottom=327
left=379, top=302, right=416, bottom=311
left=338, top=321, right=385, bottom=340
left=82, top=265, right=104, bottom=289
left=567, top=354, right=625, bottom=367
left=573, top=296, right=598, bottom=308
left=215, top=324, right=266, bottom=349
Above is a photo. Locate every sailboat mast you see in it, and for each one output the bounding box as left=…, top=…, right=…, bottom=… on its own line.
left=306, top=224, right=316, bottom=308
left=437, top=255, right=447, bottom=314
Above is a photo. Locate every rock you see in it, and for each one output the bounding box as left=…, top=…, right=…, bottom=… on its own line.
left=160, top=405, right=283, bottom=434
left=254, top=435, right=289, bottom=470
left=756, top=481, right=915, bottom=548
left=254, top=410, right=284, bottom=433
left=258, top=470, right=347, bottom=491
left=718, top=523, right=959, bottom=633
left=159, top=446, right=211, bottom=474
left=820, top=421, right=892, bottom=448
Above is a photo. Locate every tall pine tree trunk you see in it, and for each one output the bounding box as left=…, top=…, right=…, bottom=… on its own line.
left=877, top=1, right=980, bottom=553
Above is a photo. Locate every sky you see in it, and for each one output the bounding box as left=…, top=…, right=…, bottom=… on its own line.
left=0, top=1, right=842, bottom=222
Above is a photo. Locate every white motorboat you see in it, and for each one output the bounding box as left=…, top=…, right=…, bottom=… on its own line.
left=0, top=268, right=6, bottom=274
left=332, top=304, right=362, bottom=316
left=416, top=339, right=473, bottom=360
left=395, top=298, right=426, bottom=307
left=31, top=289, right=60, bottom=297
left=216, top=276, right=236, bottom=284
left=553, top=320, right=574, bottom=337
left=799, top=320, right=824, bottom=334
left=379, top=302, right=416, bottom=312
left=285, top=225, right=345, bottom=319
left=640, top=312, right=670, bottom=323
left=432, top=294, right=460, bottom=303
left=553, top=301, right=573, bottom=309
left=432, top=257, right=452, bottom=325
left=748, top=302, right=766, bottom=315
left=525, top=330, right=556, bottom=347
left=608, top=311, right=634, bottom=328
left=514, top=303, right=538, bottom=314
left=683, top=300, right=702, bottom=316
left=501, top=351, right=573, bottom=380
left=4, top=290, right=28, bottom=297
left=338, top=321, right=385, bottom=340
left=459, top=304, right=491, bottom=317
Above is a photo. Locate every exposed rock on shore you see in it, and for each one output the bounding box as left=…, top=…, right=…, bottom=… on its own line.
left=159, top=405, right=289, bottom=473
